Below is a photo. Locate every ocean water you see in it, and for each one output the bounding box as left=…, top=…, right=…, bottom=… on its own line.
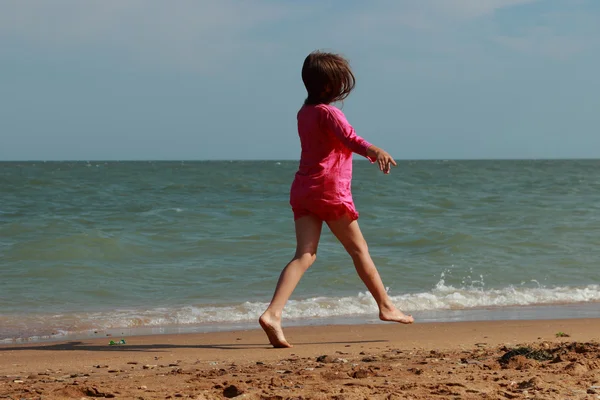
left=1, top=160, right=599, bottom=343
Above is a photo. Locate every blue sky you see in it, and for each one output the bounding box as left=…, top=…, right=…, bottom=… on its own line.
left=1, top=0, right=599, bottom=160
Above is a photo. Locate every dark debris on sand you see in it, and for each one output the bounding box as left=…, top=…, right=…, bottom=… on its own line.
left=2, top=340, right=599, bottom=399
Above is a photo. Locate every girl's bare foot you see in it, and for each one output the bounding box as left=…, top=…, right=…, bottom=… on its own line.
left=259, top=312, right=292, bottom=348
left=379, top=305, right=414, bottom=324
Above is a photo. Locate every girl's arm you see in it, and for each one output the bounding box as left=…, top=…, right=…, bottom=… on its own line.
left=322, top=106, right=397, bottom=173
left=321, top=106, right=375, bottom=161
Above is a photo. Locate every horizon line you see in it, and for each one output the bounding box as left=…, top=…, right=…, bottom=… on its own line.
left=2, top=157, right=600, bottom=163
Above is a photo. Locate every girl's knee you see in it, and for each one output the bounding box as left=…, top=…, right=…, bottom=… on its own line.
left=294, top=252, right=317, bottom=268
left=345, top=241, right=369, bottom=260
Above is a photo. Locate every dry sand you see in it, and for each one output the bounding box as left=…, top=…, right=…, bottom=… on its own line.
left=1, top=318, right=599, bottom=399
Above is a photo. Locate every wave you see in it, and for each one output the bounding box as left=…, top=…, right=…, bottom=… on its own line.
left=1, top=282, right=599, bottom=343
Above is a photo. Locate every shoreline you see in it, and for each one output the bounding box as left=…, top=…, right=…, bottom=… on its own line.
left=2, top=318, right=599, bottom=399
left=3, top=301, right=599, bottom=345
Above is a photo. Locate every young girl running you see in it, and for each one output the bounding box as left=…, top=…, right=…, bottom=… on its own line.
left=259, top=50, right=414, bottom=348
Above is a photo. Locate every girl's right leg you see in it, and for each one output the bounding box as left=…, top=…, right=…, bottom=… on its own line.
left=259, top=214, right=323, bottom=348
left=326, top=215, right=414, bottom=324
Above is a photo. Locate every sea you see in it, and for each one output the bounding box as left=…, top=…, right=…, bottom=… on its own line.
left=1, top=160, right=599, bottom=343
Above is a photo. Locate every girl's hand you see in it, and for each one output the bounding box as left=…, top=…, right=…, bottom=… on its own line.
left=367, top=145, right=397, bottom=174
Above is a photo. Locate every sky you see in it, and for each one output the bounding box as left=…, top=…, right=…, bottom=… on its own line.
left=1, top=0, right=599, bottom=160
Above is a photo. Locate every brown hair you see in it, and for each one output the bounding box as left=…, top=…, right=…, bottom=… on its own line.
left=302, top=50, right=356, bottom=105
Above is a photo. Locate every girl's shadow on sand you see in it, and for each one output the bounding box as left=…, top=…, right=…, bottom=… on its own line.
left=2, top=339, right=387, bottom=352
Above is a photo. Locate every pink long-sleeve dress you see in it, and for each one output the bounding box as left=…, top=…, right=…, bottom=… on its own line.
left=290, top=104, right=376, bottom=221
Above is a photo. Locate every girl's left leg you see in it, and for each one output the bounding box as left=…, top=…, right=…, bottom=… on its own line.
left=259, top=214, right=323, bottom=348
left=326, top=215, right=414, bottom=324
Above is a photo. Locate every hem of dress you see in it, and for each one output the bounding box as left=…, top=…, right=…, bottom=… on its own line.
left=291, top=202, right=359, bottom=222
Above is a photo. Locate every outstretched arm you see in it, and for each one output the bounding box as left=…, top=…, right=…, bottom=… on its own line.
left=322, top=106, right=397, bottom=174
left=322, top=106, right=375, bottom=161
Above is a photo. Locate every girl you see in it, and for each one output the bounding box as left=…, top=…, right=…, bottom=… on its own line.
left=259, top=50, right=414, bottom=348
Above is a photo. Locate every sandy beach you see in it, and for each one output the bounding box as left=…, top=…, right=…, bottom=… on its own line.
left=1, top=318, right=599, bottom=399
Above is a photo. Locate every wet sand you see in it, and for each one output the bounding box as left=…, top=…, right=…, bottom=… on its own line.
left=1, top=318, right=599, bottom=399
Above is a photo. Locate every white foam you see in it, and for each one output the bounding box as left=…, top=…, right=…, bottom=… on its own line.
left=2, top=283, right=599, bottom=342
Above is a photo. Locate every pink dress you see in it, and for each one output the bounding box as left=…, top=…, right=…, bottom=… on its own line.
left=290, top=104, right=376, bottom=221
